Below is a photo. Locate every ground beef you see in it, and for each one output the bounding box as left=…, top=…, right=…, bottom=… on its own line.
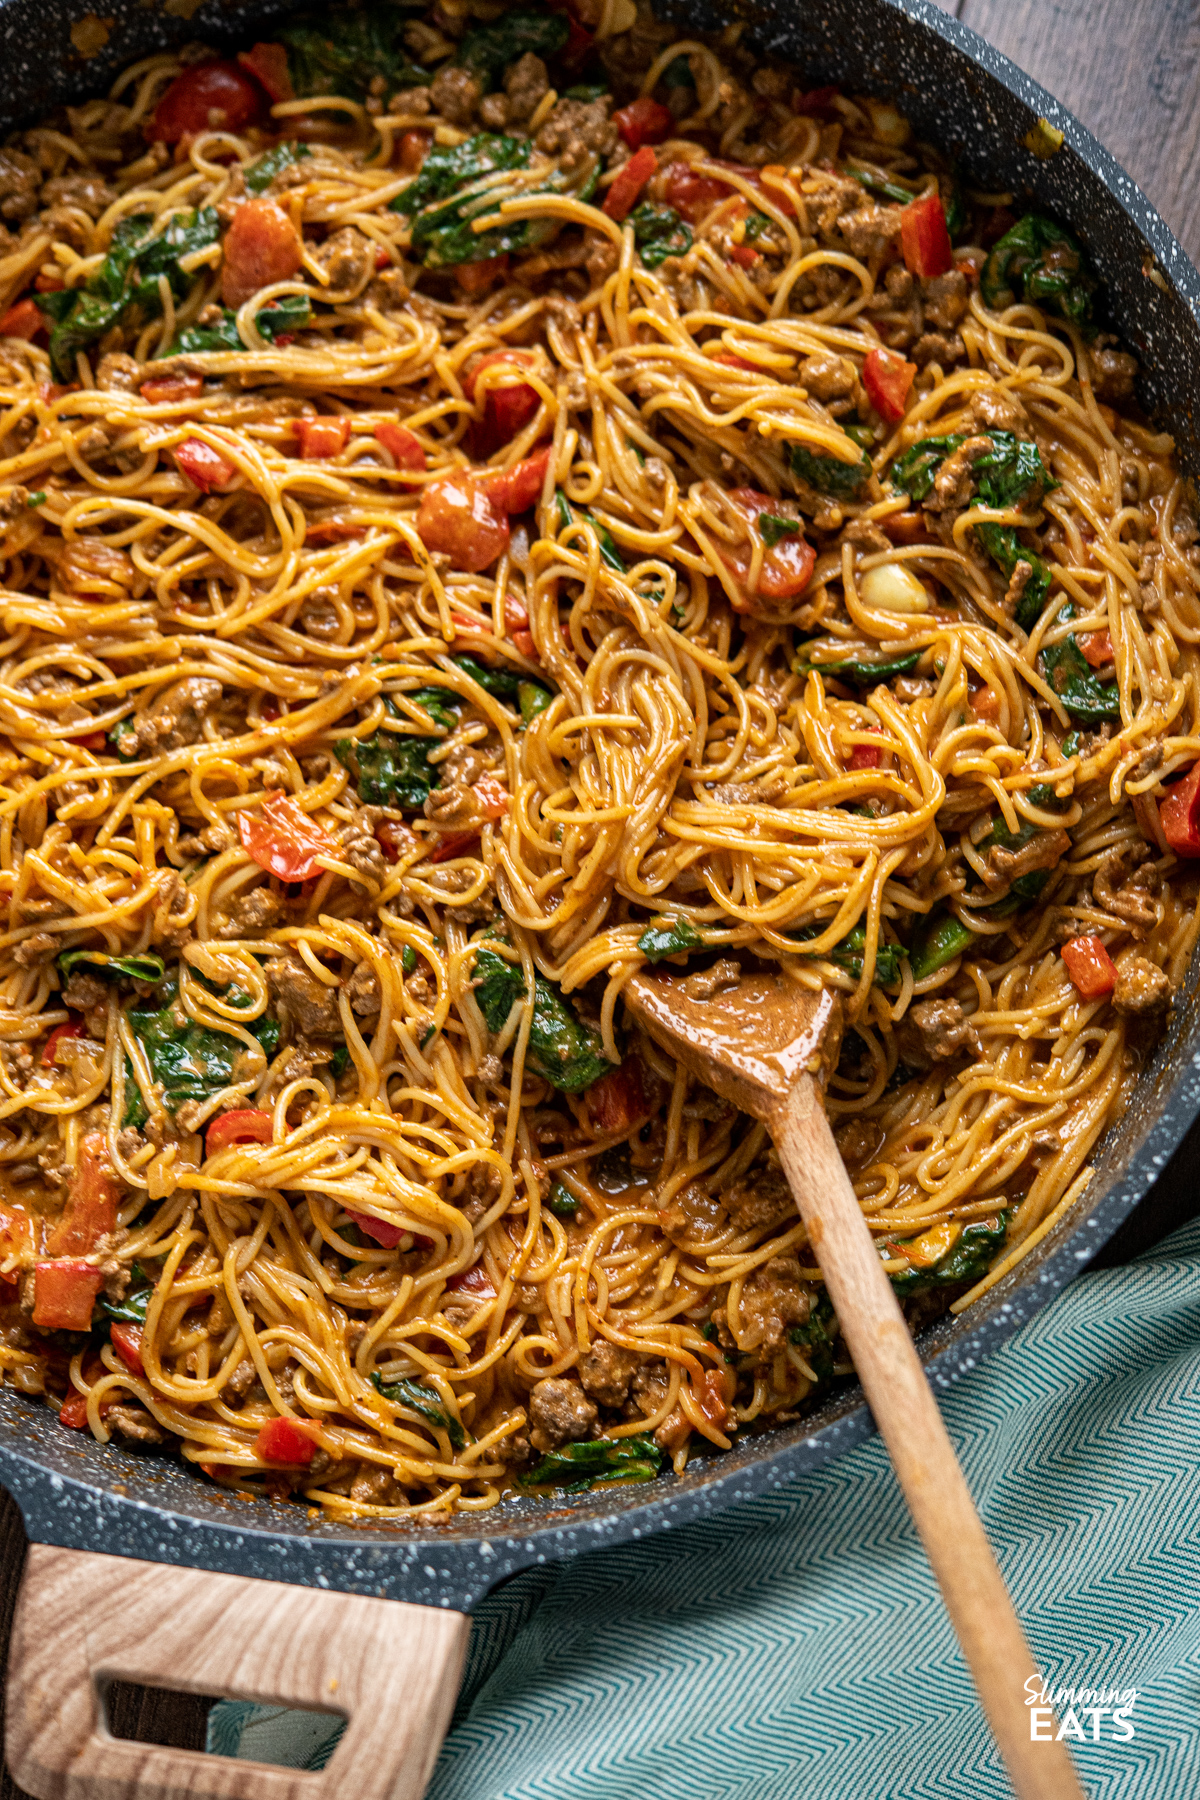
left=1092, top=848, right=1161, bottom=932
left=1090, top=346, right=1139, bottom=402
left=267, top=954, right=342, bottom=1036
left=133, top=677, right=221, bottom=753
left=315, top=226, right=373, bottom=292
left=983, top=828, right=1070, bottom=892
left=215, top=886, right=283, bottom=938
left=340, top=819, right=387, bottom=882
left=925, top=436, right=993, bottom=512
left=95, top=351, right=142, bottom=392
left=527, top=1375, right=596, bottom=1452
left=578, top=1339, right=637, bottom=1407
left=462, top=1159, right=501, bottom=1224
left=799, top=351, right=855, bottom=400
left=679, top=957, right=742, bottom=1000
left=106, top=1404, right=164, bottom=1445
left=535, top=97, right=616, bottom=170
left=430, top=65, right=481, bottom=126
left=971, top=388, right=1025, bottom=433
left=0, top=147, right=40, bottom=222
left=345, top=960, right=382, bottom=1020
left=720, top=1163, right=793, bottom=1233
left=921, top=269, right=969, bottom=328
left=912, top=330, right=966, bottom=368
left=350, top=1464, right=397, bottom=1505
left=898, top=997, right=970, bottom=1067
left=1112, top=956, right=1172, bottom=1019
left=659, top=1180, right=726, bottom=1243
left=505, top=52, right=549, bottom=123
left=59, top=539, right=134, bottom=591
left=737, top=1258, right=809, bottom=1352
left=61, top=969, right=107, bottom=1014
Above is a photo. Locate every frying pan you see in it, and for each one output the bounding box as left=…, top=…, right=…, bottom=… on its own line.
left=2, top=2, right=1199, bottom=1795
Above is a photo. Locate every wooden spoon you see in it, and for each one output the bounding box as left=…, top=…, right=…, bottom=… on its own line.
left=626, top=964, right=1084, bottom=1800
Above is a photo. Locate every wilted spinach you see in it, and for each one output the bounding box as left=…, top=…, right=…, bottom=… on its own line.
left=981, top=213, right=1096, bottom=329
left=278, top=9, right=431, bottom=102
left=171, top=294, right=312, bottom=356
left=1039, top=609, right=1121, bottom=722
left=472, top=944, right=610, bottom=1093
left=371, top=1370, right=467, bottom=1450
left=889, top=1213, right=1010, bottom=1296
left=788, top=439, right=872, bottom=497
left=454, top=11, right=568, bottom=87
left=637, top=918, right=703, bottom=962
left=518, top=1433, right=663, bottom=1490
left=244, top=141, right=311, bottom=194
left=630, top=201, right=692, bottom=268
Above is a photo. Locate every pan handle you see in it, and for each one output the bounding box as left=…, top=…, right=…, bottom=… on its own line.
left=5, top=1543, right=470, bottom=1800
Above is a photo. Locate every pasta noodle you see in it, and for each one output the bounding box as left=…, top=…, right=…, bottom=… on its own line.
left=0, top=3, right=1193, bottom=1518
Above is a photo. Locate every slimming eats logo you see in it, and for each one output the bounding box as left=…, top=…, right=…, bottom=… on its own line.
left=1025, top=1677, right=1138, bottom=1743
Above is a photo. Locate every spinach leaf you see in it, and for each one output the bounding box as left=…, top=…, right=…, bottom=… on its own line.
left=564, top=83, right=608, bottom=101
left=638, top=918, right=703, bottom=962
left=124, top=987, right=264, bottom=1124
left=472, top=945, right=611, bottom=1093
left=791, top=921, right=905, bottom=985
left=96, top=1264, right=154, bottom=1325
left=454, top=11, right=568, bottom=88
left=759, top=514, right=801, bottom=549
left=330, top=1044, right=350, bottom=1077
left=798, top=649, right=921, bottom=687
left=974, top=523, right=1053, bottom=630
left=395, top=132, right=597, bottom=268
left=334, top=728, right=440, bottom=809
left=109, top=719, right=139, bottom=761
left=981, top=213, right=1096, bottom=328
left=630, top=201, right=692, bottom=268
left=908, top=911, right=975, bottom=982
left=744, top=211, right=771, bottom=242
left=788, top=439, right=871, bottom=497
left=555, top=491, right=625, bottom=570
left=788, top=1290, right=837, bottom=1379
left=401, top=946, right=417, bottom=976
left=404, top=687, right=461, bottom=733
left=1039, top=610, right=1120, bottom=722
left=979, top=817, right=1053, bottom=900
left=59, top=948, right=165, bottom=984
left=848, top=166, right=914, bottom=205
left=889, top=1212, right=1010, bottom=1296
left=973, top=429, right=1056, bottom=511
left=279, top=9, right=431, bottom=102
left=453, top=654, right=521, bottom=698
left=171, top=293, right=312, bottom=356
left=38, top=208, right=220, bottom=380
left=545, top=1180, right=580, bottom=1219
left=244, top=142, right=311, bottom=194
left=519, top=681, right=553, bottom=724
left=518, top=1433, right=663, bottom=1490
left=371, top=1371, right=466, bottom=1450
left=891, top=434, right=965, bottom=502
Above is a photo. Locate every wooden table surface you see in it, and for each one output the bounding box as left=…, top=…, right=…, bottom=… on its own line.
left=1, top=3, right=1199, bottom=1790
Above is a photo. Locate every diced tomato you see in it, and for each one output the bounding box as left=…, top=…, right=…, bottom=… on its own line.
left=900, top=191, right=953, bottom=279
left=294, top=415, right=351, bottom=460
left=512, top=630, right=538, bottom=660
left=1160, top=764, right=1200, bottom=857
left=613, top=97, right=673, bottom=150
left=260, top=697, right=281, bottom=722
left=345, top=1208, right=423, bottom=1251
left=399, top=130, right=431, bottom=173
left=445, top=1262, right=497, bottom=1300
left=46, top=1135, right=119, bottom=1259
left=109, top=1321, right=145, bottom=1376
left=484, top=446, right=552, bottom=515
left=429, top=831, right=481, bottom=863
left=238, top=792, right=338, bottom=881
left=587, top=1057, right=646, bottom=1133
left=1062, top=936, right=1118, bottom=1000
left=237, top=43, right=293, bottom=105
left=221, top=197, right=302, bottom=310
left=863, top=346, right=916, bottom=425
left=971, top=685, right=1001, bottom=722
left=603, top=145, right=657, bottom=222
left=72, top=730, right=107, bottom=751
left=417, top=473, right=509, bottom=573
left=59, top=1391, right=91, bottom=1430
left=33, top=1260, right=103, bottom=1331
left=664, top=160, right=758, bottom=223
left=206, top=1109, right=274, bottom=1155
left=729, top=242, right=760, bottom=269
left=465, top=350, right=541, bottom=455
left=174, top=437, right=237, bottom=494
left=1077, top=628, right=1113, bottom=668
left=457, top=255, right=509, bottom=295
left=375, top=419, right=426, bottom=478
left=717, top=489, right=816, bottom=608
left=42, top=1017, right=85, bottom=1067
left=149, top=61, right=266, bottom=145
left=140, top=373, right=204, bottom=405
left=0, top=298, right=45, bottom=342
left=849, top=732, right=882, bottom=770
left=255, top=1415, right=320, bottom=1465
left=475, top=773, right=509, bottom=821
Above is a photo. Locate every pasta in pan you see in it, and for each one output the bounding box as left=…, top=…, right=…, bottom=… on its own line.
left=0, top=1, right=1193, bottom=1517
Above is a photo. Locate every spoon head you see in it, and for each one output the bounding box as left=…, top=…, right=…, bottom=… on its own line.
left=624, top=967, right=843, bottom=1121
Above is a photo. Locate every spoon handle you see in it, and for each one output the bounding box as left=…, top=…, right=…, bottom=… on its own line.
left=772, top=1075, right=1085, bottom=1800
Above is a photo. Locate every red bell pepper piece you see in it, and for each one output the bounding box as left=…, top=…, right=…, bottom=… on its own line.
left=587, top=1057, right=646, bottom=1133
left=613, top=97, right=673, bottom=150
left=900, top=191, right=953, bottom=279
left=664, top=160, right=759, bottom=223
left=1077, top=628, right=1113, bottom=668
left=344, top=1208, right=433, bottom=1252
left=33, top=1260, right=103, bottom=1331
left=140, top=373, right=205, bottom=405
left=174, top=438, right=237, bottom=494
left=603, top=145, right=658, bottom=222
left=222, top=197, right=303, bottom=310
left=484, top=446, right=553, bottom=515
left=849, top=732, right=882, bottom=770
left=428, top=831, right=481, bottom=864
left=1160, top=764, right=1200, bottom=857
left=464, top=350, right=541, bottom=455
left=237, top=43, right=294, bottom=104
left=255, top=1415, right=320, bottom=1465
left=717, top=489, right=816, bottom=610
left=374, top=420, right=426, bottom=477
left=0, top=298, right=46, bottom=342
left=206, top=1109, right=275, bottom=1155
left=417, top=473, right=509, bottom=573
left=42, top=1016, right=85, bottom=1067
left=45, top=1135, right=119, bottom=1258
left=238, top=793, right=338, bottom=881
left=294, top=416, right=351, bottom=460
left=863, top=346, right=916, bottom=425
left=1061, top=936, right=1118, bottom=1000
left=149, top=61, right=266, bottom=145
left=109, top=1322, right=145, bottom=1376
left=729, top=243, right=760, bottom=269
left=445, top=1263, right=497, bottom=1300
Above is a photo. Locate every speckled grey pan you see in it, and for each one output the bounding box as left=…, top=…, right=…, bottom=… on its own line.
left=0, top=0, right=1196, bottom=1616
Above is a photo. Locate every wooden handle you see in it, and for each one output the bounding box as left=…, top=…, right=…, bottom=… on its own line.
left=6, top=1544, right=469, bottom=1800
left=773, top=1079, right=1085, bottom=1800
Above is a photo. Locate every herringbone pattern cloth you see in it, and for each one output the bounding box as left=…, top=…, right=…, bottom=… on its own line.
left=211, top=1218, right=1200, bottom=1797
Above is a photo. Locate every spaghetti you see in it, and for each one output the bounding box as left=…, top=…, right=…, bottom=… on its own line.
left=0, top=3, right=1192, bottom=1517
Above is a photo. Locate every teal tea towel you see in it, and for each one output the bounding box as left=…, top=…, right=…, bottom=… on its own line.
left=211, top=1219, right=1200, bottom=1798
